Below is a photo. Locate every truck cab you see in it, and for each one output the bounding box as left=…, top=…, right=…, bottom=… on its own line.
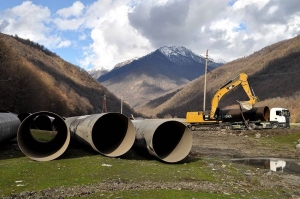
left=270, top=108, right=290, bottom=128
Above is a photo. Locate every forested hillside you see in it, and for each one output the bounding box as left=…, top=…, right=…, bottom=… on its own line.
left=0, top=33, right=138, bottom=117
left=2, top=31, right=300, bottom=122
left=139, top=35, right=300, bottom=122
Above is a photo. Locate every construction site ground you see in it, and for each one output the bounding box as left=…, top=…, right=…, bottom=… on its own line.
left=189, top=127, right=300, bottom=198
left=191, top=127, right=300, bottom=159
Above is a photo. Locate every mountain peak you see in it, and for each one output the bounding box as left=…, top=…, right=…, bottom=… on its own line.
left=113, top=57, right=139, bottom=69
left=158, top=46, right=223, bottom=67
left=159, top=46, right=191, bottom=57
left=158, top=46, right=210, bottom=66
left=88, top=67, right=109, bottom=79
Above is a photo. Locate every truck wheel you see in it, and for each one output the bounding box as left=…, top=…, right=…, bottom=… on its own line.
left=271, top=123, right=278, bottom=129
left=249, top=123, right=256, bottom=130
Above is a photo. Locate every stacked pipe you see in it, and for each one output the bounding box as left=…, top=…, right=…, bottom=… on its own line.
left=220, top=106, right=270, bottom=122
left=132, top=119, right=193, bottom=163
left=12, top=111, right=192, bottom=164
left=65, top=113, right=136, bottom=157
left=0, top=111, right=21, bottom=144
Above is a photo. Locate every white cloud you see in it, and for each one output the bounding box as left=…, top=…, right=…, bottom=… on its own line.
left=79, top=34, right=87, bottom=40
left=53, top=17, right=85, bottom=30
left=268, top=6, right=278, bottom=15
left=0, top=1, right=51, bottom=41
left=0, top=1, right=70, bottom=49
left=57, top=40, right=71, bottom=48
left=231, top=0, right=270, bottom=11
left=79, top=5, right=151, bottom=70
left=53, top=1, right=85, bottom=30
left=56, top=1, right=85, bottom=18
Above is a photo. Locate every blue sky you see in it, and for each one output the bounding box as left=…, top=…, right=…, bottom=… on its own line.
left=1, top=0, right=300, bottom=71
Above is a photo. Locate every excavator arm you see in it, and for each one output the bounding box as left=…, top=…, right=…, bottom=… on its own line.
left=209, top=73, right=257, bottom=119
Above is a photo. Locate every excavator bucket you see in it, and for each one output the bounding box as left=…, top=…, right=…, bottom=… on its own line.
left=237, top=100, right=253, bottom=110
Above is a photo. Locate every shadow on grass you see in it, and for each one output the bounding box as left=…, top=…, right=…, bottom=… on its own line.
left=57, top=143, right=99, bottom=160
left=0, top=140, right=25, bottom=160
left=0, top=140, right=200, bottom=164
left=0, top=140, right=99, bottom=161
left=120, top=147, right=201, bottom=164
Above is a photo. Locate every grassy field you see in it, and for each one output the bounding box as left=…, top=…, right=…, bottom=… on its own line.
left=0, top=145, right=290, bottom=199
left=0, top=128, right=299, bottom=198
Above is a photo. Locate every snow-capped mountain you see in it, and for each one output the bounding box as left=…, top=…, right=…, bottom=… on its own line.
left=87, top=58, right=139, bottom=79
left=94, top=46, right=223, bottom=109
left=88, top=67, right=109, bottom=79
left=113, top=57, right=139, bottom=69
left=159, top=46, right=222, bottom=67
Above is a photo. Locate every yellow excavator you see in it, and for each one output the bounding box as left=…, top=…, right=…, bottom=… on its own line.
left=186, top=73, right=257, bottom=130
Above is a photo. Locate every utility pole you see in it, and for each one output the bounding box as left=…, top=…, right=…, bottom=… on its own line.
left=203, top=50, right=208, bottom=111
left=120, top=95, right=123, bottom=114
left=102, top=94, right=107, bottom=113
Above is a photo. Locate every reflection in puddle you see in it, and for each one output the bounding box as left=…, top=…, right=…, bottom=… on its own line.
left=231, top=158, right=300, bottom=175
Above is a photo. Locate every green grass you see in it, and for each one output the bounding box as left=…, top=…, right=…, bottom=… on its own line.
left=30, top=129, right=57, bottom=141
left=256, top=131, right=300, bottom=151
left=271, top=133, right=300, bottom=147
left=0, top=146, right=292, bottom=199
left=0, top=147, right=217, bottom=197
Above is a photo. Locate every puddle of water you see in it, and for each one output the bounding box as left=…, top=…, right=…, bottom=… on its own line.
left=231, top=158, right=300, bottom=175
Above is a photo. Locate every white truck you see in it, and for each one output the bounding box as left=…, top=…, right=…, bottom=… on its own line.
left=268, top=107, right=290, bottom=128
left=223, top=107, right=290, bottom=130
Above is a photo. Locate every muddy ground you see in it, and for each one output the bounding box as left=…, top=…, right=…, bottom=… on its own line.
left=191, top=128, right=300, bottom=159
left=5, top=127, right=300, bottom=199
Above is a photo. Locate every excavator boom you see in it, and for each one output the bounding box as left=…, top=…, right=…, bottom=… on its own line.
left=209, top=73, right=257, bottom=119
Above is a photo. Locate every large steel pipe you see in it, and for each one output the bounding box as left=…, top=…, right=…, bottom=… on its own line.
left=17, top=111, right=70, bottom=161
left=0, top=111, right=21, bottom=144
left=221, top=106, right=270, bottom=122
left=132, top=119, right=193, bottom=163
left=65, top=113, right=135, bottom=157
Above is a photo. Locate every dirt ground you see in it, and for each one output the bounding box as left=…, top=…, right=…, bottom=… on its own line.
left=191, top=128, right=300, bottom=159
left=5, top=127, right=300, bottom=199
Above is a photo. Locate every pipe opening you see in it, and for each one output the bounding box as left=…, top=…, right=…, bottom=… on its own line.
left=18, top=112, right=70, bottom=161
left=153, top=121, right=192, bottom=163
left=33, top=114, right=54, bottom=131
left=263, top=106, right=270, bottom=121
left=91, top=113, right=135, bottom=157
